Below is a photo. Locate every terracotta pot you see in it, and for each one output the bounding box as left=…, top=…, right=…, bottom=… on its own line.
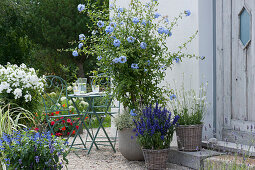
left=118, top=128, right=144, bottom=161
left=176, top=124, right=203, bottom=151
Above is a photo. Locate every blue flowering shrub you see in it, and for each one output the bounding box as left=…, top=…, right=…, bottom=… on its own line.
left=75, top=0, right=200, bottom=111
left=0, top=130, right=69, bottom=169
left=133, top=103, right=179, bottom=149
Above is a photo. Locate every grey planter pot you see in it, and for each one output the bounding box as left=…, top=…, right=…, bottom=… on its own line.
left=118, top=128, right=144, bottom=161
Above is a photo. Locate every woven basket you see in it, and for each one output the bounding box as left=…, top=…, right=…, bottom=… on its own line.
left=142, top=148, right=169, bottom=170
left=176, top=124, right=203, bottom=152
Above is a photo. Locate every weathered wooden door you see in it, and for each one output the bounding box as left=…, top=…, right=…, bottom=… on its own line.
left=216, top=0, right=255, bottom=144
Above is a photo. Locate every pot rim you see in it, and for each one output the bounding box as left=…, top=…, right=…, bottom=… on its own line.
left=177, top=124, right=203, bottom=128
left=142, top=147, right=170, bottom=151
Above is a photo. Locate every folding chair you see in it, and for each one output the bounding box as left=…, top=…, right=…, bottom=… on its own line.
left=41, top=75, right=95, bottom=150
left=84, top=75, right=120, bottom=154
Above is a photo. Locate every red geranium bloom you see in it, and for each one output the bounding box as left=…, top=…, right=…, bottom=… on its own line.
left=70, top=122, right=73, bottom=126
left=85, top=117, right=88, bottom=120
left=51, top=112, right=54, bottom=116
left=62, top=120, right=65, bottom=123
left=67, top=119, right=71, bottom=123
left=55, top=111, right=60, bottom=115
left=62, top=104, right=66, bottom=107
left=62, top=126, right=66, bottom=131
left=56, top=118, right=59, bottom=121
left=51, top=133, right=53, bottom=136
left=72, top=130, right=76, bottom=135
left=51, top=121, right=55, bottom=126
left=76, top=126, right=79, bottom=130
left=67, top=132, right=70, bottom=135
left=60, top=117, right=64, bottom=119
left=34, top=127, right=39, bottom=131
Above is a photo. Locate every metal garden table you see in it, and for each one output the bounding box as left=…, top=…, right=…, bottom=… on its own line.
left=68, top=92, right=117, bottom=154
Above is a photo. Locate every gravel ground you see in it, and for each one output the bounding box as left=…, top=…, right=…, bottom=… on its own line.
left=65, top=128, right=191, bottom=170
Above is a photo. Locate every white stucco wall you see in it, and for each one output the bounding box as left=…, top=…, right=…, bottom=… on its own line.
left=111, top=0, right=214, bottom=139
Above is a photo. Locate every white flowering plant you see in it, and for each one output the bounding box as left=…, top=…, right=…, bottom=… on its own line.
left=0, top=63, right=45, bottom=111
left=74, top=0, right=201, bottom=111
left=169, top=83, right=207, bottom=125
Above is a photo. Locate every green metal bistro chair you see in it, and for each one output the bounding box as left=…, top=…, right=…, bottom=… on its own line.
left=84, top=75, right=120, bottom=154
left=41, top=75, right=96, bottom=150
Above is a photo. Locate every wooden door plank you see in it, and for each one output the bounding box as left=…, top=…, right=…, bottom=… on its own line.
left=216, top=0, right=224, bottom=140
left=223, top=0, right=232, bottom=128
left=246, top=0, right=255, bottom=121
left=232, top=0, right=247, bottom=121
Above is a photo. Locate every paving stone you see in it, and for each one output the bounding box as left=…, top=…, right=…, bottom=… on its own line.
left=168, top=147, right=222, bottom=169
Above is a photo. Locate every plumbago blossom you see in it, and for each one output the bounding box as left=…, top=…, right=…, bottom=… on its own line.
left=168, top=82, right=208, bottom=125
left=0, top=63, right=45, bottom=110
left=75, top=0, right=200, bottom=111
left=133, top=103, right=179, bottom=149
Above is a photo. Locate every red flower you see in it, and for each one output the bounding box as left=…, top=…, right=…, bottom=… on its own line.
left=67, top=132, right=70, bottom=135
left=62, top=120, right=65, bottom=123
left=51, top=133, right=53, bottom=136
left=62, top=104, right=66, bottom=107
left=72, top=130, right=76, bottom=135
left=51, top=112, right=54, bottom=116
left=34, top=127, right=39, bottom=131
left=60, top=117, right=64, bottom=119
left=85, top=117, right=88, bottom=120
left=62, top=126, right=66, bottom=131
left=67, top=119, right=71, bottom=123
left=56, top=118, right=59, bottom=121
left=70, top=122, right=73, bottom=126
left=76, top=126, right=79, bottom=130
left=56, top=133, right=63, bottom=137
left=51, top=121, right=55, bottom=126
left=55, top=111, right=60, bottom=115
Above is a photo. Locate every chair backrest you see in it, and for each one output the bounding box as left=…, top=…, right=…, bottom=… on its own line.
left=41, top=75, right=70, bottom=114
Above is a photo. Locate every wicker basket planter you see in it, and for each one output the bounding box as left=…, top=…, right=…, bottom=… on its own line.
left=176, top=124, right=203, bottom=151
left=142, top=148, right=169, bottom=170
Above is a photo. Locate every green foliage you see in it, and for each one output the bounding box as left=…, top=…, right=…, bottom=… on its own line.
left=114, top=109, right=135, bottom=130
left=80, top=0, right=198, bottom=110
left=0, top=130, right=69, bottom=169
left=169, top=82, right=207, bottom=125
left=0, top=103, right=35, bottom=137
left=0, top=0, right=33, bottom=66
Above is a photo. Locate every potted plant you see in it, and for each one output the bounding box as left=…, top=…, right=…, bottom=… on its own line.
left=133, top=103, right=179, bottom=169
left=0, top=130, right=69, bottom=169
left=74, top=0, right=199, bottom=161
left=114, top=109, right=144, bottom=161
left=169, top=83, right=207, bottom=151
